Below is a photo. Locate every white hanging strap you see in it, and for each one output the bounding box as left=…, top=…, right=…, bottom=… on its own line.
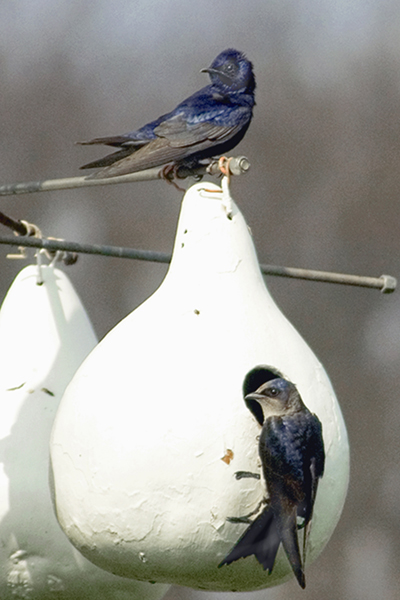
left=36, top=248, right=44, bottom=285
left=221, top=173, right=234, bottom=219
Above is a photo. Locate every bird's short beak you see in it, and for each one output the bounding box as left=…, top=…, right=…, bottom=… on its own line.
left=200, top=67, right=220, bottom=75
left=244, top=393, right=263, bottom=403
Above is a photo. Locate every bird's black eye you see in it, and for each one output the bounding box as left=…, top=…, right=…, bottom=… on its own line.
left=226, top=62, right=238, bottom=75
left=220, top=62, right=239, bottom=81
left=269, top=387, right=278, bottom=397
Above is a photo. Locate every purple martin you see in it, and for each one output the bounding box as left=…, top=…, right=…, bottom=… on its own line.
left=78, top=49, right=255, bottom=180
left=219, top=378, right=325, bottom=589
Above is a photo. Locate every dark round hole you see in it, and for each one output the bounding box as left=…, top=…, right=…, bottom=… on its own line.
left=242, top=365, right=284, bottom=425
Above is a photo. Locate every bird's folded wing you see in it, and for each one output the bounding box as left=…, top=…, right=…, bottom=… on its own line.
left=83, top=123, right=244, bottom=176
left=80, top=106, right=250, bottom=177
left=154, top=109, right=248, bottom=147
left=78, top=135, right=148, bottom=148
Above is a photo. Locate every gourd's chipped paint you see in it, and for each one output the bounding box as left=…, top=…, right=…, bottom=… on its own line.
left=0, top=265, right=169, bottom=600
left=50, top=181, right=350, bottom=591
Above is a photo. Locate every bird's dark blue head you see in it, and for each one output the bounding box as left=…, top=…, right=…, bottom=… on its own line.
left=245, top=378, right=304, bottom=424
left=202, top=49, right=256, bottom=94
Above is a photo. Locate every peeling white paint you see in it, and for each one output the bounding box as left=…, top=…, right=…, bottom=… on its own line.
left=50, top=181, right=350, bottom=592
left=0, top=265, right=169, bottom=600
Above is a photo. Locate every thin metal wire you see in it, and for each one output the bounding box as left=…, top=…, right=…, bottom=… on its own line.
left=0, top=211, right=28, bottom=235
left=0, top=157, right=396, bottom=293
left=0, top=235, right=396, bottom=293
left=0, top=210, right=78, bottom=264
left=0, top=156, right=250, bottom=196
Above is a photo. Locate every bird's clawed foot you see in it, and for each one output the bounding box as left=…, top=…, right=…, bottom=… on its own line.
left=234, top=470, right=261, bottom=480
left=226, top=498, right=267, bottom=524
left=159, top=163, right=186, bottom=192
left=226, top=515, right=254, bottom=525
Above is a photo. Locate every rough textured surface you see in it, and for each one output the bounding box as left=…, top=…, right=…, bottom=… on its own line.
left=50, top=183, right=349, bottom=591
left=0, top=265, right=169, bottom=600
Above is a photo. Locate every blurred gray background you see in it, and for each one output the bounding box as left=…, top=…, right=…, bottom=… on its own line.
left=1, top=1, right=400, bottom=598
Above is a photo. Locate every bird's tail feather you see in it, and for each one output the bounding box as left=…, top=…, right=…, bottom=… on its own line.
left=79, top=148, right=135, bottom=170
left=278, top=509, right=306, bottom=589
left=218, top=506, right=281, bottom=573
left=77, top=136, right=143, bottom=148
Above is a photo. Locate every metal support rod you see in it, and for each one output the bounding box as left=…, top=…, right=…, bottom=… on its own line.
left=258, top=264, right=396, bottom=293
left=0, top=236, right=395, bottom=293
left=0, top=211, right=28, bottom=236
left=0, top=156, right=250, bottom=197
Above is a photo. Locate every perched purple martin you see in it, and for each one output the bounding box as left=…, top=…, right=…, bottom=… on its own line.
left=219, top=378, right=325, bottom=589
left=78, top=49, right=255, bottom=179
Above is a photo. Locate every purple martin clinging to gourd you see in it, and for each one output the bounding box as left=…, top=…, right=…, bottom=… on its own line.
left=219, top=378, right=325, bottom=589
left=78, top=49, right=255, bottom=181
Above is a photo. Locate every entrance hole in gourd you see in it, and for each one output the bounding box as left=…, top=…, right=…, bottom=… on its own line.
left=242, top=365, right=283, bottom=426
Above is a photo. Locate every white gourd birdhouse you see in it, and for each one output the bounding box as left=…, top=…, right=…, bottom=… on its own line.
left=50, top=181, right=350, bottom=592
left=0, top=264, right=169, bottom=600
